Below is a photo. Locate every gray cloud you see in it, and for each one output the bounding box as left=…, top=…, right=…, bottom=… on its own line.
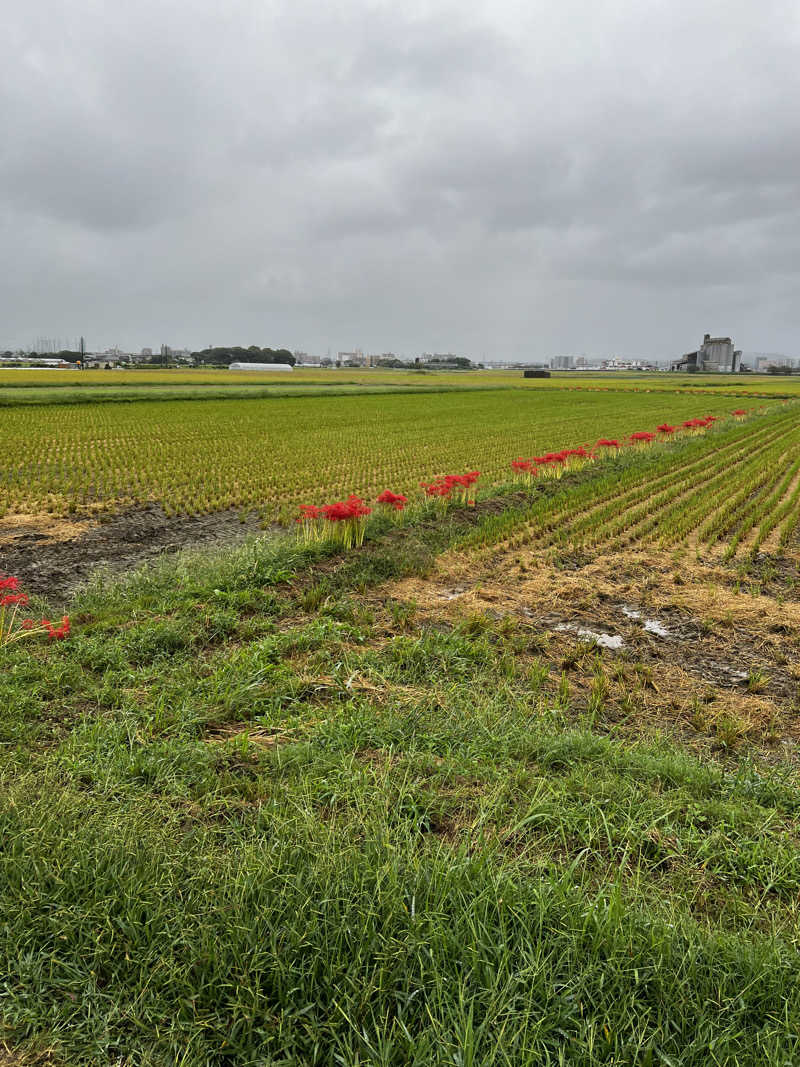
left=1, top=0, right=799, bottom=359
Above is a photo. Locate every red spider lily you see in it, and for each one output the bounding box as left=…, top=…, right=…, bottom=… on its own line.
left=0, top=592, right=29, bottom=608
left=732, top=409, right=747, bottom=418
left=295, top=504, right=323, bottom=543
left=320, top=495, right=372, bottom=547
left=532, top=452, right=567, bottom=479
left=510, top=458, right=539, bottom=482
left=421, top=471, right=481, bottom=502
left=629, top=431, right=656, bottom=446
left=41, top=615, right=71, bottom=641
left=376, top=490, right=408, bottom=511
left=563, top=446, right=595, bottom=471
left=596, top=438, right=621, bottom=449
left=656, top=424, right=676, bottom=434
left=321, top=496, right=372, bottom=522
left=0, top=574, right=70, bottom=648
left=421, top=481, right=451, bottom=498
left=681, top=417, right=715, bottom=434
left=296, top=496, right=372, bottom=547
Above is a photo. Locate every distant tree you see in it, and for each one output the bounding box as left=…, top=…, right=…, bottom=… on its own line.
left=189, top=345, right=296, bottom=366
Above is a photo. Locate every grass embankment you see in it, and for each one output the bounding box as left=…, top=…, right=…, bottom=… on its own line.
left=0, top=384, right=492, bottom=408
left=2, top=366, right=799, bottom=392
left=3, top=440, right=800, bottom=1065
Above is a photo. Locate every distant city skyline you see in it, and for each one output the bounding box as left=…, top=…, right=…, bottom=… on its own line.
left=6, top=336, right=797, bottom=370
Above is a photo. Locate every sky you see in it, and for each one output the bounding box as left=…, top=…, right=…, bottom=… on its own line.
left=2, top=0, right=799, bottom=361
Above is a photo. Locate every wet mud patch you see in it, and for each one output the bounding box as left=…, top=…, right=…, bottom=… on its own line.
left=0, top=504, right=272, bottom=603
left=526, top=601, right=797, bottom=702
left=367, top=546, right=800, bottom=756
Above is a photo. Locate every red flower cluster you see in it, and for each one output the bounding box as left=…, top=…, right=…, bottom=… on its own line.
left=295, top=495, right=373, bottom=547
left=1, top=573, right=70, bottom=648
left=321, top=495, right=372, bottom=523
left=510, top=408, right=744, bottom=486
left=420, top=471, right=481, bottom=501
left=537, top=448, right=595, bottom=477
left=0, top=575, right=26, bottom=608
left=682, top=416, right=717, bottom=433
left=376, top=490, right=408, bottom=511
left=732, top=409, right=747, bottom=417
left=41, top=615, right=71, bottom=641
left=1, top=591, right=29, bottom=608
left=511, top=458, right=539, bottom=476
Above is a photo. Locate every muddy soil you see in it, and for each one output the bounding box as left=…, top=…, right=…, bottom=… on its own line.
left=0, top=506, right=272, bottom=603
left=370, top=543, right=800, bottom=758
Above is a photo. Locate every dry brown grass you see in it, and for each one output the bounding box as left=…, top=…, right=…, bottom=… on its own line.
left=0, top=1043, right=60, bottom=1066
left=367, top=541, right=800, bottom=755
left=0, top=512, right=91, bottom=545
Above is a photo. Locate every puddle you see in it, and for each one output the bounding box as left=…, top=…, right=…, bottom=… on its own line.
left=555, top=623, right=624, bottom=650
left=440, top=586, right=468, bottom=601
left=622, top=605, right=670, bottom=638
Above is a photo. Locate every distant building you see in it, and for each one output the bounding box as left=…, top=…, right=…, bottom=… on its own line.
left=141, top=347, right=153, bottom=357
left=601, top=357, right=658, bottom=371
left=0, top=356, right=78, bottom=369
left=337, top=349, right=365, bottom=366
left=671, top=334, right=742, bottom=373
left=551, top=355, right=575, bottom=370
left=753, top=354, right=795, bottom=372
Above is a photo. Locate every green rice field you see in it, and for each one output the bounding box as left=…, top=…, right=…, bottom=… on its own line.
left=0, top=382, right=781, bottom=521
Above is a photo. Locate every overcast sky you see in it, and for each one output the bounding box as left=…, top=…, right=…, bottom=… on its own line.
left=2, top=0, right=799, bottom=360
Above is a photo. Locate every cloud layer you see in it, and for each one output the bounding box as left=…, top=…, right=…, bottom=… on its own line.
left=2, top=0, right=799, bottom=359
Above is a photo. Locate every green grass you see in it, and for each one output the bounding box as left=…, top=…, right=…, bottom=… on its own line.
left=0, top=382, right=494, bottom=407
left=4, top=481, right=800, bottom=1064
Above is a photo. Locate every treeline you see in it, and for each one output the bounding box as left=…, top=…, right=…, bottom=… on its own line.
left=191, top=346, right=295, bottom=366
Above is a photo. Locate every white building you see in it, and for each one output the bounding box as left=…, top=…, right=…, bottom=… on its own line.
left=229, top=362, right=293, bottom=372
left=671, top=334, right=742, bottom=373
